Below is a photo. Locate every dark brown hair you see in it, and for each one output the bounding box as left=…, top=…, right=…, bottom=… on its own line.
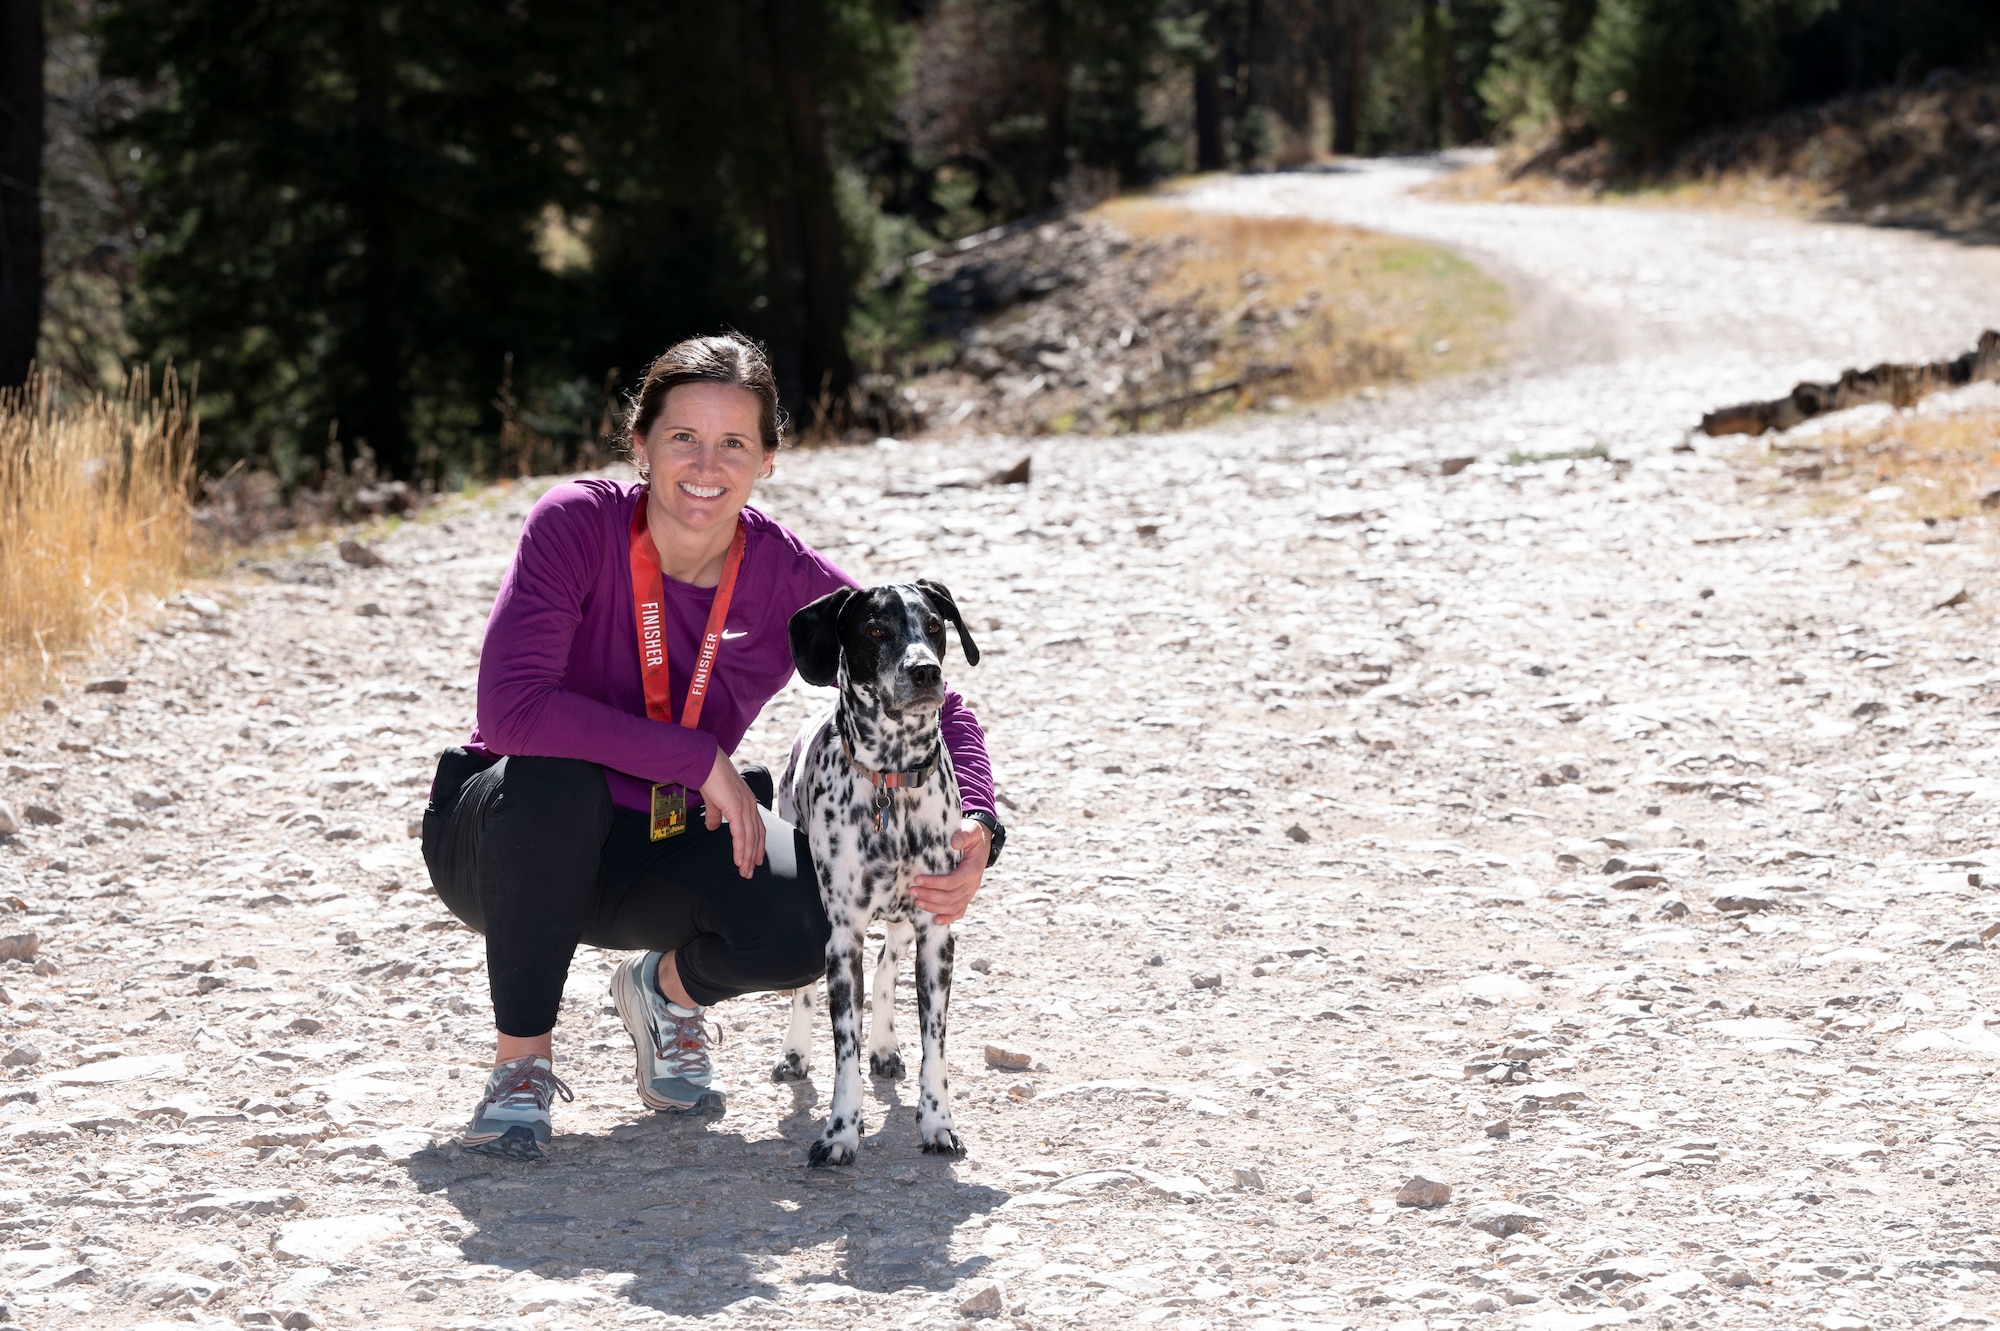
left=624, top=333, right=786, bottom=474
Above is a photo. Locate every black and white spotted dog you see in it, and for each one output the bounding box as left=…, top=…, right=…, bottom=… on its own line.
left=776, top=580, right=979, bottom=1167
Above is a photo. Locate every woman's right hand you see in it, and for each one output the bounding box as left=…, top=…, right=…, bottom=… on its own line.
left=700, top=746, right=766, bottom=879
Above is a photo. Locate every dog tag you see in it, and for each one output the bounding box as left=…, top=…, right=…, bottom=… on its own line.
left=649, top=783, right=689, bottom=841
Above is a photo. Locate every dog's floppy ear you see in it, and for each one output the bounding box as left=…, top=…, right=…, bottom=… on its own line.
left=915, top=579, right=980, bottom=667
left=789, top=588, right=854, bottom=688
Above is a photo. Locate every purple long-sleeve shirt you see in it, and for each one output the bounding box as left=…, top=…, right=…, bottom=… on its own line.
left=464, top=477, right=995, bottom=820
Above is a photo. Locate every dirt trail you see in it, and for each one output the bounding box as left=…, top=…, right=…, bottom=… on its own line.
left=4, top=162, right=2000, bottom=1331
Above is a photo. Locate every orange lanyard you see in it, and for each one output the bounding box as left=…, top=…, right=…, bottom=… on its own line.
left=627, top=499, right=747, bottom=729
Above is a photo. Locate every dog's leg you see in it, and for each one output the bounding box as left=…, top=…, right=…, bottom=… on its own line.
left=808, top=930, right=866, bottom=1167
left=771, top=984, right=815, bottom=1082
left=868, top=921, right=913, bottom=1080
left=911, top=917, right=965, bottom=1156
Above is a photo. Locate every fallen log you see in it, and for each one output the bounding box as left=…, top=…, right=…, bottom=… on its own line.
left=1700, top=330, right=2000, bottom=437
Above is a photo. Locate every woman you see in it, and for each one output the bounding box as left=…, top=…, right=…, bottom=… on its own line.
left=421, top=334, right=1001, bottom=1161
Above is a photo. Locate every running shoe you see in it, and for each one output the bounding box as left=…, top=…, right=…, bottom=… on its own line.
left=463, top=1055, right=573, bottom=1161
left=611, top=951, right=725, bottom=1113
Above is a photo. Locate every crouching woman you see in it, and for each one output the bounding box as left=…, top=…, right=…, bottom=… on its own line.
left=420, top=334, right=1003, bottom=1159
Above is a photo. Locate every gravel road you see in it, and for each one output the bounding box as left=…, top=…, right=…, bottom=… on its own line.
left=3, top=161, right=2000, bottom=1331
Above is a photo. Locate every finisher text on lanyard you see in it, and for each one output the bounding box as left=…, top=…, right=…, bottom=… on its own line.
left=628, top=501, right=748, bottom=841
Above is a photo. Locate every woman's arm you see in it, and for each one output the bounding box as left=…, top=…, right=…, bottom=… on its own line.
left=476, top=490, right=718, bottom=789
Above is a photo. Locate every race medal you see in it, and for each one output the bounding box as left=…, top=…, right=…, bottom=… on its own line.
left=649, top=782, right=689, bottom=841
left=629, top=500, right=747, bottom=836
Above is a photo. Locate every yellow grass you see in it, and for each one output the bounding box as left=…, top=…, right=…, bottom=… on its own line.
left=0, top=370, right=198, bottom=708
left=1748, top=406, right=2000, bottom=523
left=1423, top=153, right=1834, bottom=219
left=1094, top=196, right=1513, bottom=408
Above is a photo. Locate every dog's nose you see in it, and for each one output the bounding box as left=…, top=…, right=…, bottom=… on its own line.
left=907, top=662, right=941, bottom=689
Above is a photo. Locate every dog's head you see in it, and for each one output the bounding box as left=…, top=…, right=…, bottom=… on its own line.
left=789, top=580, right=979, bottom=711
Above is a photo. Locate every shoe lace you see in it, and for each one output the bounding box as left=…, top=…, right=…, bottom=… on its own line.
left=488, top=1059, right=574, bottom=1113
left=653, top=1003, right=722, bottom=1078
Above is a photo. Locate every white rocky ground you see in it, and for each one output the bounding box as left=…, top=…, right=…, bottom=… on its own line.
left=2, top=161, right=2000, bottom=1331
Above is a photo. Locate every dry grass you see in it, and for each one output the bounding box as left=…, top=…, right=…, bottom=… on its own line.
left=1096, top=196, right=1513, bottom=406
left=0, top=369, right=198, bottom=708
left=1746, top=403, right=2000, bottom=525
left=1424, top=153, right=1831, bottom=218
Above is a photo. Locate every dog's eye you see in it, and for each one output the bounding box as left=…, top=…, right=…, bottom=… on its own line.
left=926, top=619, right=942, bottom=636
left=868, top=624, right=888, bottom=640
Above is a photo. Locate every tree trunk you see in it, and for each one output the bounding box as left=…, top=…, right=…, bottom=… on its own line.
left=1037, top=0, right=1069, bottom=208
left=1232, top=0, right=1263, bottom=165
left=349, top=1, right=410, bottom=477
left=0, top=0, right=41, bottom=389
left=1193, top=3, right=1226, bottom=172
left=762, top=0, right=853, bottom=423
left=1326, top=0, right=1365, bottom=155
left=1439, top=0, right=1476, bottom=146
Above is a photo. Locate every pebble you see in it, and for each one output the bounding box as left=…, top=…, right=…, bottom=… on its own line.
left=955, top=1280, right=1004, bottom=1317
left=1396, top=1174, right=1451, bottom=1207
left=0, top=802, right=15, bottom=837
left=1465, top=1200, right=1545, bottom=1236
left=982, top=1042, right=1032, bottom=1070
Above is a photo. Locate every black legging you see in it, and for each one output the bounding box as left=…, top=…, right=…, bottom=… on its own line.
left=421, top=752, right=830, bottom=1037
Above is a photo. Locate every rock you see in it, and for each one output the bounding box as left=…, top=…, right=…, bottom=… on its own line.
left=1608, top=872, right=1667, bottom=891
left=0, top=1042, right=34, bottom=1067
left=131, top=787, right=176, bottom=811
left=968, top=957, right=992, bottom=973
left=357, top=602, right=387, bottom=617
left=337, top=538, right=386, bottom=568
left=1935, top=585, right=1970, bottom=610
left=271, top=1214, right=405, bottom=1263
left=1284, top=823, right=1311, bottom=843
left=957, top=1279, right=1005, bottom=1317
left=174, top=1189, right=305, bottom=1220
left=1231, top=1165, right=1266, bottom=1191
left=82, top=678, right=128, bottom=694
left=1440, top=456, right=1476, bottom=475
left=1289, top=1185, right=1314, bottom=1202
left=1465, top=1200, right=1544, bottom=1236
left=1510, top=1080, right=1589, bottom=1106
left=14, top=1262, right=94, bottom=1291
left=1462, top=973, right=1538, bottom=1004
left=992, top=457, right=1031, bottom=485
left=20, top=805, right=60, bottom=826
left=1050, top=1170, right=1137, bottom=1195
left=1133, top=1169, right=1210, bottom=1202
left=31, top=958, right=59, bottom=976
left=1190, top=971, right=1222, bottom=989
left=983, top=1043, right=1033, bottom=1070
left=316, top=1127, right=436, bottom=1163
left=0, top=803, right=16, bottom=837
left=1396, top=1175, right=1451, bottom=1207
left=48, top=1054, right=187, bottom=1085
left=1712, top=885, right=1782, bottom=913
left=109, top=1270, right=224, bottom=1308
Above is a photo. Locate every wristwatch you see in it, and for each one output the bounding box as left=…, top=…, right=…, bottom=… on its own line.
left=965, top=809, right=1006, bottom=867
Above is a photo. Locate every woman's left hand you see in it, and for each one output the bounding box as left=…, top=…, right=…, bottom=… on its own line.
left=912, top=820, right=990, bottom=926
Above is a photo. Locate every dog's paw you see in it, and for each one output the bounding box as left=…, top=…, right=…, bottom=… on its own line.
left=770, top=1051, right=810, bottom=1083
left=919, top=1126, right=966, bottom=1158
left=807, top=1134, right=858, bottom=1168
left=869, top=1049, right=907, bottom=1081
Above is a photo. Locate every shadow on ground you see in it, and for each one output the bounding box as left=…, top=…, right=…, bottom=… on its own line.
left=400, top=1079, right=1008, bottom=1318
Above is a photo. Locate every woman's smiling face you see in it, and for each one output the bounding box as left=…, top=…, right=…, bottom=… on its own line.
left=640, top=382, right=772, bottom=537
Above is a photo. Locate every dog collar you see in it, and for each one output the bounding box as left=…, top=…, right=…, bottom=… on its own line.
left=842, top=739, right=940, bottom=790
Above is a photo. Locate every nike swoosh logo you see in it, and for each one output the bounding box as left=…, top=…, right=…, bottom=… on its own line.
left=721, top=629, right=749, bottom=640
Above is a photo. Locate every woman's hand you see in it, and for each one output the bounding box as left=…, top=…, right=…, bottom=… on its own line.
left=700, top=747, right=766, bottom=879
left=912, top=819, right=991, bottom=926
